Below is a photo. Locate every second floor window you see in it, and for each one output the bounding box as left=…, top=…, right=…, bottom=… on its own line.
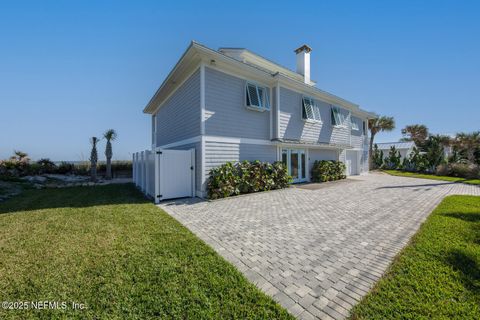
left=246, top=82, right=270, bottom=111
left=351, top=119, right=359, bottom=131
left=302, top=97, right=321, bottom=121
left=331, top=106, right=347, bottom=126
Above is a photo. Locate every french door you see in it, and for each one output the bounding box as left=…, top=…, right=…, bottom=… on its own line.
left=281, top=148, right=306, bottom=183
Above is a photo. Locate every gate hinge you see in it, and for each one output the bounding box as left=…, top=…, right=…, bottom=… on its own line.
left=190, top=166, right=194, bottom=170
left=156, top=151, right=162, bottom=154
left=156, top=194, right=162, bottom=198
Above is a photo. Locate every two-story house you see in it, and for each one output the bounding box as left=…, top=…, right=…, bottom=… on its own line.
left=141, top=41, right=375, bottom=198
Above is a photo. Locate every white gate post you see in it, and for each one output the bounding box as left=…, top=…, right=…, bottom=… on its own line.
left=154, top=148, right=161, bottom=204
left=191, top=148, right=195, bottom=198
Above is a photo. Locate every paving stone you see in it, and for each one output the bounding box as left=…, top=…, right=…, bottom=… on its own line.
left=160, top=173, right=480, bottom=319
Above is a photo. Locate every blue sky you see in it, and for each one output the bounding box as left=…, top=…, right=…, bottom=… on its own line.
left=1, top=1, right=479, bottom=161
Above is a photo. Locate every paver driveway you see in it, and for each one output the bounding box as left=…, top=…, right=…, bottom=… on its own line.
left=159, top=173, right=480, bottom=319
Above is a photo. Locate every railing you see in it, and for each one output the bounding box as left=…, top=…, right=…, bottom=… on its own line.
left=132, top=150, right=155, bottom=198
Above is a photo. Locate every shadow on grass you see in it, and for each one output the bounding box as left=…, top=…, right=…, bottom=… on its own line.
left=445, top=249, right=480, bottom=296
left=442, top=212, right=480, bottom=223
left=0, top=183, right=150, bottom=215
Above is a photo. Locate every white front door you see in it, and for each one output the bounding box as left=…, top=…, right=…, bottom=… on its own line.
left=282, top=148, right=307, bottom=183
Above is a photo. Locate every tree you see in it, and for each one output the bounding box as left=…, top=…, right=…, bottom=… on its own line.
left=103, top=129, right=118, bottom=180
left=454, top=131, right=480, bottom=164
left=368, top=116, right=395, bottom=169
left=372, top=144, right=384, bottom=169
left=90, top=137, right=99, bottom=182
left=383, top=146, right=401, bottom=170
left=400, top=124, right=429, bottom=146
left=423, top=135, right=446, bottom=172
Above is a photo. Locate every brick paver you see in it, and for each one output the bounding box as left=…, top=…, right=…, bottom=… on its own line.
left=159, top=173, right=480, bottom=319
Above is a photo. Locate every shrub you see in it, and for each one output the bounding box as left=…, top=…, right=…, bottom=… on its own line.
left=57, top=161, right=75, bottom=174
left=372, top=144, right=384, bottom=169
left=449, top=163, right=480, bottom=179
left=435, top=163, right=451, bottom=176
left=311, top=160, right=346, bottom=182
left=207, top=161, right=290, bottom=199
left=382, top=146, right=402, bottom=170
left=36, top=158, right=57, bottom=174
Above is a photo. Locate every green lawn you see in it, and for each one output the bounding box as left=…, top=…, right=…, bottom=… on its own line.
left=383, top=170, right=480, bottom=185
left=0, top=184, right=293, bottom=319
left=350, top=195, right=480, bottom=319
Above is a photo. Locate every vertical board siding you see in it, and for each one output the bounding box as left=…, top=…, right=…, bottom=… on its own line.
left=204, top=67, right=270, bottom=140
left=166, top=142, right=201, bottom=194
left=155, top=69, right=201, bottom=146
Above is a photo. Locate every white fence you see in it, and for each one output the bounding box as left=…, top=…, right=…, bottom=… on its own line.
left=132, top=150, right=155, bottom=198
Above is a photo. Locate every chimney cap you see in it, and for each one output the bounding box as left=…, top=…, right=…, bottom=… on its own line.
left=294, top=44, right=312, bottom=54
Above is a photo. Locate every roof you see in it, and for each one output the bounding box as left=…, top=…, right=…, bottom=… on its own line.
left=143, top=41, right=377, bottom=118
left=376, top=141, right=415, bottom=150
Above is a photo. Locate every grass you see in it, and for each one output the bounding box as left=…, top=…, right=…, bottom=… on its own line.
left=383, top=170, right=480, bottom=185
left=350, top=195, right=480, bottom=319
left=0, top=184, right=293, bottom=319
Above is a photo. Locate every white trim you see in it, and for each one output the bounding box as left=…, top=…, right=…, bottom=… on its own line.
left=276, top=83, right=281, bottom=139
left=190, top=148, right=196, bottom=197
left=157, top=136, right=202, bottom=150
left=269, top=86, right=273, bottom=140
left=306, top=148, right=310, bottom=181
left=154, top=151, right=160, bottom=203
left=204, top=135, right=273, bottom=146
left=201, top=135, right=206, bottom=194
left=200, top=63, right=206, bottom=135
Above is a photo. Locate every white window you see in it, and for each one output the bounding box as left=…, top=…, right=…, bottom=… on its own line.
left=302, top=97, right=321, bottom=121
left=331, top=106, right=346, bottom=126
left=246, top=82, right=270, bottom=111
left=351, top=119, right=359, bottom=131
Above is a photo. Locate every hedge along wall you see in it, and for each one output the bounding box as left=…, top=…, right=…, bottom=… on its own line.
left=311, top=160, right=346, bottom=182
left=207, top=161, right=291, bottom=199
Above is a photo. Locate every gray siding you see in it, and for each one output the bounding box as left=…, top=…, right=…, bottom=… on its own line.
left=204, top=67, right=271, bottom=140
left=203, top=140, right=277, bottom=192
left=308, top=149, right=338, bottom=178
left=166, top=142, right=202, bottom=194
left=350, top=116, right=365, bottom=149
left=279, top=87, right=352, bottom=146
left=155, top=69, right=200, bottom=146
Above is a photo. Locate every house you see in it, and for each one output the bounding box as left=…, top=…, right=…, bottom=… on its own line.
left=137, top=41, right=376, bottom=200
left=376, top=141, right=416, bottom=160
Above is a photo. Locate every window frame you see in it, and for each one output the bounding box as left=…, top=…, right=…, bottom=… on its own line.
left=245, top=81, right=270, bottom=112
left=331, top=106, right=347, bottom=127
left=351, top=117, right=360, bottom=131
left=301, top=96, right=321, bottom=122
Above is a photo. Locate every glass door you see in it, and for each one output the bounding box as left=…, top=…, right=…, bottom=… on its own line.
left=281, top=149, right=306, bottom=183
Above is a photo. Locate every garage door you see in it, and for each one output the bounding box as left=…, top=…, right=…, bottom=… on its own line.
left=156, top=149, right=195, bottom=202
left=346, top=150, right=359, bottom=176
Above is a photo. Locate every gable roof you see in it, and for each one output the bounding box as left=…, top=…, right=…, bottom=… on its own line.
left=376, top=141, right=415, bottom=150
left=143, top=41, right=376, bottom=119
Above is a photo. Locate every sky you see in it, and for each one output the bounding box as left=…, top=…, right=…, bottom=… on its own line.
left=1, top=0, right=479, bottom=161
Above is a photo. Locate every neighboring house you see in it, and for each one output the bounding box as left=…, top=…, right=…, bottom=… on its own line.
left=141, top=41, right=376, bottom=199
left=376, top=141, right=416, bottom=160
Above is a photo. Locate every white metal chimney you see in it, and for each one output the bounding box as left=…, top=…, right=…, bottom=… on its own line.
left=295, top=44, right=312, bottom=84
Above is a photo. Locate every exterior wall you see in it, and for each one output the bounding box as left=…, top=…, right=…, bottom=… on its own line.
left=155, top=69, right=201, bottom=147
left=307, top=149, right=338, bottom=177
left=278, top=87, right=352, bottom=146
left=203, top=140, right=277, bottom=193
left=204, top=67, right=271, bottom=140
left=166, top=142, right=202, bottom=195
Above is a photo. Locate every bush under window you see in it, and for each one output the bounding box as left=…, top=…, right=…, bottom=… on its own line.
left=207, top=161, right=291, bottom=199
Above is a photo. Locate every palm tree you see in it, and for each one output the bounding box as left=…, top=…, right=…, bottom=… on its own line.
left=454, top=131, right=480, bottom=163
left=90, top=137, right=99, bottom=182
left=400, top=124, right=429, bottom=146
left=103, top=129, right=117, bottom=180
left=368, top=116, right=395, bottom=169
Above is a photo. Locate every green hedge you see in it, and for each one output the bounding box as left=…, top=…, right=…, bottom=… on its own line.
left=207, top=161, right=291, bottom=199
left=311, top=160, right=346, bottom=182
